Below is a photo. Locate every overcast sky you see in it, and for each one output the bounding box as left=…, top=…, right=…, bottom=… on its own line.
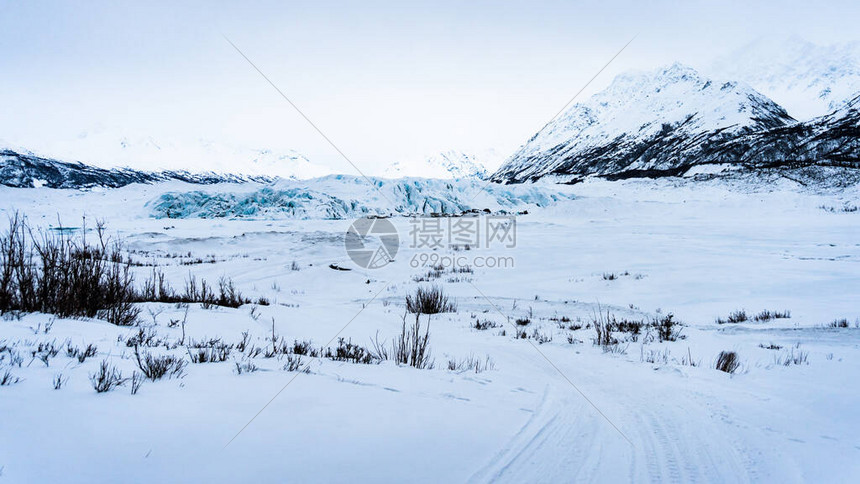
left=1, top=0, right=858, bottom=173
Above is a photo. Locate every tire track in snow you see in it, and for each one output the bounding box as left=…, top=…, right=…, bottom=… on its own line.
left=470, top=379, right=757, bottom=483
left=468, top=385, right=622, bottom=483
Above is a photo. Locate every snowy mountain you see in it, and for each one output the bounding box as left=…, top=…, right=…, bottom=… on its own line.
left=382, top=150, right=501, bottom=179
left=492, top=63, right=794, bottom=182
left=712, top=37, right=860, bottom=119
left=0, top=148, right=574, bottom=216
left=1, top=129, right=333, bottom=181
left=237, top=148, right=334, bottom=180
left=713, top=92, right=860, bottom=170
left=0, top=149, right=271, bottom=189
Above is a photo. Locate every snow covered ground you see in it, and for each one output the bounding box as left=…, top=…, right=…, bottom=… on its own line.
left=1, top=176, right=859, bottom=482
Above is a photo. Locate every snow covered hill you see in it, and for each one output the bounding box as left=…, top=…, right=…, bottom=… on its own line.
left=492, top=63, right=794, bottom=182
left=382, top=150, right=501, bottom=179
left=0, top=149, right=272, bottom=189
left=712, top=37, right=860, bottom=119
left=1, top=129, right=334, bottom=181
left=709, top=93, right=860, bottom=173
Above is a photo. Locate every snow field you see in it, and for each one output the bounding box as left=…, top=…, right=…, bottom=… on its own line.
left=0, top=176, right=858, bottom=482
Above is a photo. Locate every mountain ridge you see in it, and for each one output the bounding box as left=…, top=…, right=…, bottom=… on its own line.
left=0, top=149, right=272, bottom=189
left=711, top=36, right=860, bottom=119
left=492, top=62, right=860, bottom=184
left=382, top=149, right=496, bottom=179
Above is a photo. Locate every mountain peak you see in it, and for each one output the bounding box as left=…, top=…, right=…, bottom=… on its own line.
left=549, top=63, right=790, bottom=140
left=382, top=149, right=499, bottom=179
left=493, top=64, right=796, bottom=182
left=609, top=62, right=702, bottom=90
left=711, top=37, right=860, bottom=118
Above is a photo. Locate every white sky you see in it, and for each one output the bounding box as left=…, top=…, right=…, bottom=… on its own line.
left=1, top=0, right=858, bottom=174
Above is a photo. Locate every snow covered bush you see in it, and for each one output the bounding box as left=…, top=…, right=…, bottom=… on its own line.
left=717, top=309, right=790, bottom=324
left=1, top=346, right=23, bottom=367
left=392, top=313, right=433, bottom=369
left=774, top=347, right=809, bottom=366
left=715, top=351, right=740, bottom=374
left=125, top=326, right=170, bottom=348
left=31, top=341, right=60, bottom=367
left=290, top=340, right=318, bottom=357
left=89, top=360, right=126, bottom=393
left=66, top=343, right=98, bottom=363
left=325, top=338, right=375, bottom=365
left=716, top=310, right=749, bottom=324
left=641, top=348, right=670, bottom=365
left=282, top=354, right=306, bottom=372
left=653, top=313, right=682, bottom=342
left=133, top=347, right=187, bottom=381
left=0, top=369, right=20, bottom=386
left=139, top=268, right=175, bottom=303
left=234, top=360, right=259, bottom=375
left=187, top=341, right=232, bottom=363
left=138, top=269, right=250, bottom=309
left=52, top=373, right=68, bottom=390
left=592, top=310, right=618, bottom=347
left=472, top=319, right=500, bottom=331
left=405, top=285, right=456, bottom=315
left=447, top=354, right=495, bottom=373
left=531, top=328, right=552, bottom=344
left=752, top=310, right=791, bottom=322
left=130, top=371, right=143, bottom=395
left=0, top=214, right=140, bottom=326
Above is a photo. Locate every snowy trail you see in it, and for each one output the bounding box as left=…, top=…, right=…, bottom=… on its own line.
left=470, top=368, right=757, bottom=483
left=469, top=385, right=615, bottom=483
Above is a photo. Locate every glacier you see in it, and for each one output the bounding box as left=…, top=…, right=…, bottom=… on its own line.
left=148, top=175, right=574, bottom=219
